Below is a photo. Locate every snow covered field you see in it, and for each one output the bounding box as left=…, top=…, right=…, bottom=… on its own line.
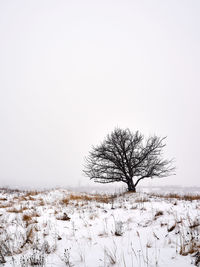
left=0, top=188, right=200, bottom=266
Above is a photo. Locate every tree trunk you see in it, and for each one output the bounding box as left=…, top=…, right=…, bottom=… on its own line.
left=127, top=179, right=136, bottom=192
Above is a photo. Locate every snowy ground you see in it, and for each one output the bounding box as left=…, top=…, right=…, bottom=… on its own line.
left=0, top=188, right=200, bottom=266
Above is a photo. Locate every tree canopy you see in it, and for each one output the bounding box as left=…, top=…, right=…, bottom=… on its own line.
left=83, top=128, right=175, bottom=192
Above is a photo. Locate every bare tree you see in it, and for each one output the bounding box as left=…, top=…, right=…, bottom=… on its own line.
left=83, top=128, right=175, bottom=192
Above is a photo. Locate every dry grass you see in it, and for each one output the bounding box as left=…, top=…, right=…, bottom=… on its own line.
left=104, top=246, right=117, bottom=265
left=14, top=195, right=36, bottom=202
left=6, top=204, right=30, bottom=213
left=167, top=223, right=176, bottom=232
left=89, top=213, right=98, bottom=220
left=178, top=216, right=200, bottom=256
left=22, top=213, right=38, bottom=227
left=39, top=199, right=45, bottom=206
left=23, top=214, right=32, bottom=222
left=31, top=211, right=40, bottom=217
left=150, top=193, right=200, bottom=201
left=25, top=191, right=39, bottom=197
left=135, top=197, right=149, bottom=203
left=56, top=213, right=71, bottom=221
left=21, top=226, right=35, bottom=249
left=154, top=210, right=164, bottom=219
left=62, top=193, right=115, bottom=205
left=0, top=187, right=21, bottom=194
left=62, top=198, right=69, bottom=205
left=180, top=243, right=199, bottom=256
left=0, top=202, right=13, bottom=209
left=0, top=197, right=7, bottom=201
left=7, top=207, right=24, bottom=213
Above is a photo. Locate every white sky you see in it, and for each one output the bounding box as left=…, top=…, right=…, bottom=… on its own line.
left=0, top=0, right=199, bottom=189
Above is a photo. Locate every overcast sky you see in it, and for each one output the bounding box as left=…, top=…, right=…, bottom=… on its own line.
left=0, top=0, right=199, bottom=189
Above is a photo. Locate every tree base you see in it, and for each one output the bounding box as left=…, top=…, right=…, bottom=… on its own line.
left=127, top=188, right=136, bottom=193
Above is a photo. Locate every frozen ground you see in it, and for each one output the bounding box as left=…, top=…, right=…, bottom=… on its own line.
left=0, top=187, right=200, bottom=266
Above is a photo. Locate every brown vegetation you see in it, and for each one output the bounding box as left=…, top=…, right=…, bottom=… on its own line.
left=23, top=214, right=32, bottom=222
left=7, top=207, right=24, bottom=213
left=56, top=213, right=70, bottom=221
left=150, top=193, right=200, bottom=201
left=154, top=211, right=164, bottom=219
left=61, top=193, right=115, bottom=205
left=135, top=197, right=149, bottom=203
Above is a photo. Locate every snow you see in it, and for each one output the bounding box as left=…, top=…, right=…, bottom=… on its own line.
left=0, top=188, right=199, bottom=266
